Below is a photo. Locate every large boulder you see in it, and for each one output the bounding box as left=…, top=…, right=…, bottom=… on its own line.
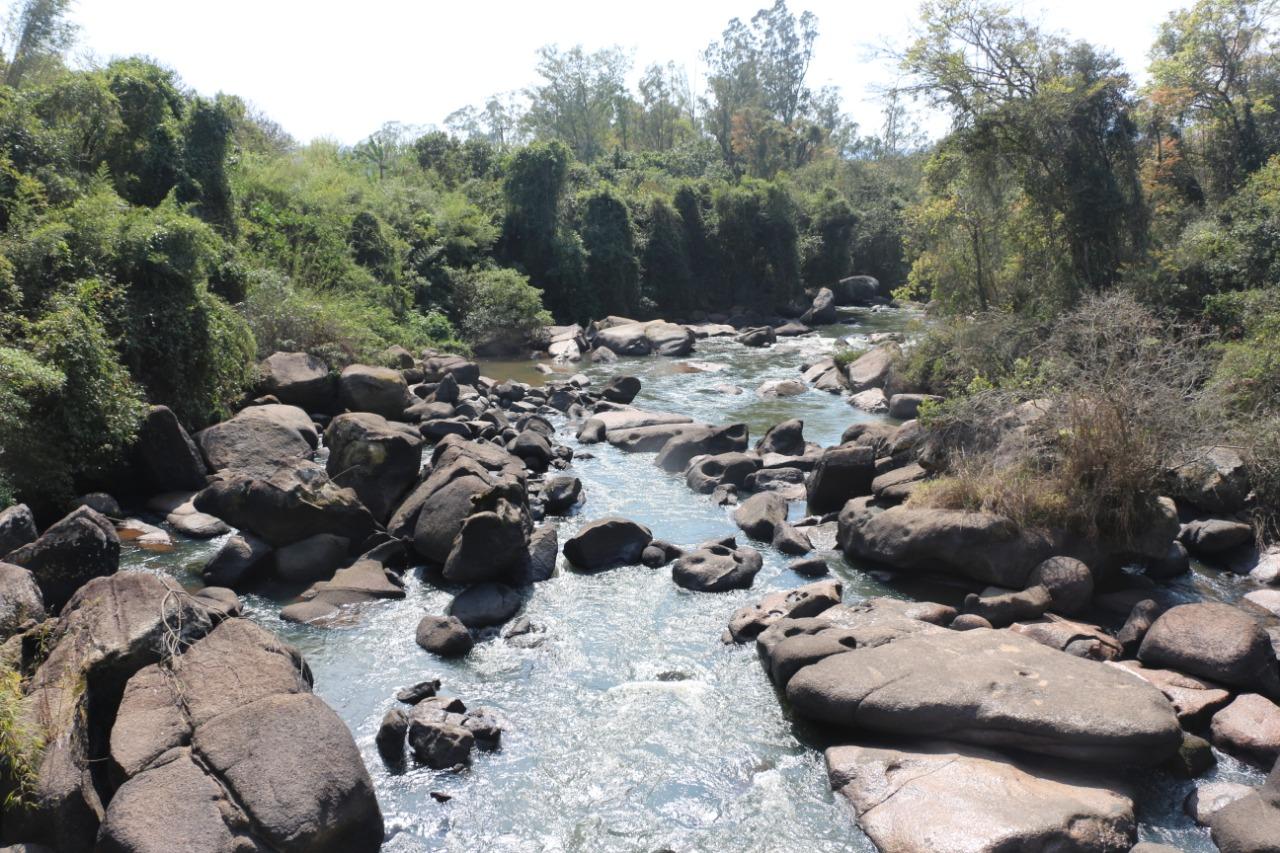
left=195, top=404, right=318, bottom=478
left=839, top=504, right=1053, bottom=589
left=0, top=561, right=44, bottom=638
left=672, top=544, right=763, bottom=592
left=654, top=424, right=749, bottom=473
left=599, top=375, right=641, bottom=404
left=826, top=742, right=1135, bottom=853
left=799, top=288, right=837, bottom=326
left=132, top=405, right=209, bottom=493
left=6, top=505, right=119, bottom=611
left=325, top=412, right=424, bottom=522
left=257, top=351, right=337, bottom=413
left=1139, top=603, right=1280, bottom=696
left=1027, top=556, right=1094, bottom=615
left=411, top=448, right=528, bottom=567
left=442, top=498, right=529, bottom=584
left=448, top=582, right=522, bottom=628
left=756, top=598, right=953, bottom=688
left=595, top=324, right=652, bottom=357
left=834, top=274, right=883, bottom=305
left=1210, top=693, right=1280, bottom=768
left=732, top=492, right=788, bottom=542
left=195, top=465, right=377, bottom=549
left=415, top=615, right=474, bottom=658
left=191, top=692, right=383, bottom=852
left=1170, top=446, right=1251, bottom=515
left=273, top=533, right=350, bottom=584
left=685, top=452, right=760, bottom=494
left=563, top=517, right=652, bottom=570
left=339, top=364, right=410, bottom=419
left=787, top=628, right=1182, bottom=765
left=756, top=419, right=805, bottom=457
left=735, top=326, right=776, bottom=348
left=201, top=533, right=273, bottom=589
left=0, top=503, right=38, bottom=556
left=844, top=344, right=898, bottom=392
left=806, top=444, right=876, bottom=514
left=1180, top=518, right=1253, bottom=556
left=645, top=321, right=695, bottom=356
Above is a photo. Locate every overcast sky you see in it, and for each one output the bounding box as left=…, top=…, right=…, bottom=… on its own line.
left=68, top=0, right=1188, bottom=145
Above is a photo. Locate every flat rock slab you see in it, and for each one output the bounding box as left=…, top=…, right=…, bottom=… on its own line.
left=788, top=628, right=1182, bottom=765
left=827, top=741, right=1135, bottom=853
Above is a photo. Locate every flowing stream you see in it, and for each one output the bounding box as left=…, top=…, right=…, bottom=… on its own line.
left=123, top=308, right=1265, bottom=853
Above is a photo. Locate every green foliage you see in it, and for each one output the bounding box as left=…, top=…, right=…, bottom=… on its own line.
left=713, top=178, right=801, bottom=310
left=453, top=267, right=551, bottom=351
left=640, top=196, right=694, bottom=314
left=0, top=665, right=42, bottom=809
left=578, top=188, right=639, bottom=317
left=0, top=290, right=146, bottom=509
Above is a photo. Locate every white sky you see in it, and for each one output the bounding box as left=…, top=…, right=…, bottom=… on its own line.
left=68, top=0, right=1187, bottom=145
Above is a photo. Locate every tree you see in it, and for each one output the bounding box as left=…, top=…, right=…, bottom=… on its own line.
left=353, top=122, right=411, bottom=181
left=523, top=45, right=630, bottom=162
left=641, top=197, right=693, bottom=314
left=579, top=189, right=639, bottom=317
left=1149, top=0, right=1280, bottom=198
left=637, top=63, right=694, bottom=151
left=902, top=0, right=1147, bottom=296
left=177, top=96, right=237, bottom=234
left=2, top=0, right=76, bottom=88
left=499, top=141, right=587, bottom=320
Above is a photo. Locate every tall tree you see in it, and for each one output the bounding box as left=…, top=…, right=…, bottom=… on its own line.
left=523, top=45, right=630, bottom=162
left=3, top=0, right=76, bottom=88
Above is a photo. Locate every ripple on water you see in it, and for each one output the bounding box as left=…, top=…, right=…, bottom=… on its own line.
left=119, top=307, right=1260, bottom=852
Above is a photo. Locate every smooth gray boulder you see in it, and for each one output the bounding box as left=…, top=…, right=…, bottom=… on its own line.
left=448, top=583, right=522, bottom=629
left=562, top=517, right=652, bottom=570
left=0, top=502, right=38, bottom=556
left=788, top=628, right=1182, bottom=765
left=195, top=404, right=318, bottom=478
left=339, top=364, right=410, bottom=419
left=1139, top=603, right=1280, bottom=696
left=257, top=351, right=337, bottom=413
left=0, top=561, right=44, bottom=637
left=415, top=615, right=473, bottom=658
left=732, top=492, right=788, bottom=542
left=806, top=444, right=875, bottom=513
left=654, top=423, right=749, bottom=473
left=672, top=545, right=763, bottom=592
left=1209, top=757, right=1280, bottom=853
left=838, top=504, right=1053, bottom=588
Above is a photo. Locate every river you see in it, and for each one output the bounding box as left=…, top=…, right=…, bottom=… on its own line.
left=122, top=307, right=1265, bottom=852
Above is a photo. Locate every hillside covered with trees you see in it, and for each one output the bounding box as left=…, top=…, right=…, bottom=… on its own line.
left=0, top=0, right=915, bottom=513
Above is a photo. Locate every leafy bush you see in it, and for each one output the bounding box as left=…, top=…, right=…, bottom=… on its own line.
left=0, top=290, right=146, bottom=510
left=0, top=666, right=42, bottom=810
left=452, top=267, right=551, bottom=351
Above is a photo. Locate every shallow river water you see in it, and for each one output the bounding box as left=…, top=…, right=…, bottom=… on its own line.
left=124, top=308, right=1265, bottom=853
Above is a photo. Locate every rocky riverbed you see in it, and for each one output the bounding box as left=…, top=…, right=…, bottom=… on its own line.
left=2, top=296, right=1277, bottom=852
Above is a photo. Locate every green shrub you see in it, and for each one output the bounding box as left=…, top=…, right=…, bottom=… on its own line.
left=0, top=290, right=146, bottom=510
left=0, top=666, right=42, bottom=810
left=453, top=267, right=551, bottom=350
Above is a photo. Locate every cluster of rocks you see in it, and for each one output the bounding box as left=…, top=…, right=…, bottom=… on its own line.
left=375, top=678, right=503, bottom=771
left=0, top=567, right=381, bottom=852
left=724, top=563, right=1280, bottom=851
left=699, top=395, right=1280, bottom=850
left=540, top=278, right=893, bottom=364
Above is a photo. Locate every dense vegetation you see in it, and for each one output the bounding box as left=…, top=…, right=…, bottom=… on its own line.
left=0, top=0, right=913, bottom=512
left=896, top=0, right=1280, bottom=542
left=5, top=0, right=1280, bottom=541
